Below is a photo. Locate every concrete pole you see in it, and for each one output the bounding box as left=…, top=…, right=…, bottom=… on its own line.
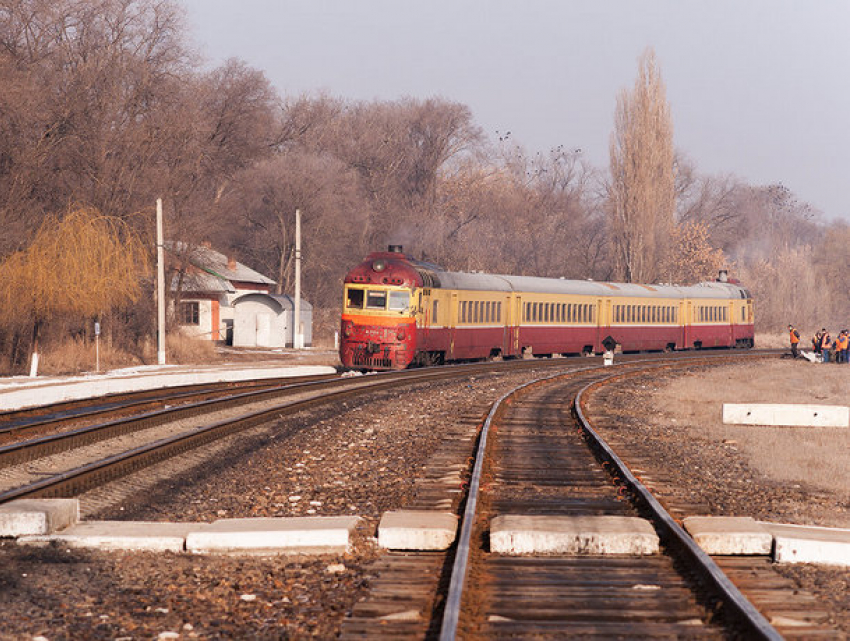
left=294, top=208, right=302, bottom=349
left=156, top=198, right=166, bottom=365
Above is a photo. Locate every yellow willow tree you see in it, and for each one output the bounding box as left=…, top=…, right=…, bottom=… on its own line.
left=608, top=48, right=675, bottom=283
left=0, top=206, right=149, bottom=376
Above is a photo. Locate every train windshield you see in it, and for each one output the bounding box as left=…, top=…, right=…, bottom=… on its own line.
left=366, top=290, right=387, bottom=309
left=346, top=288, right=365, bottom=309
left=346, top=286, right=410, bottom=313
left=388, top=291, right=410, bottom=311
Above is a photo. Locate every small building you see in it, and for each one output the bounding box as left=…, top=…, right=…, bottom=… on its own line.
left=232, top=293, right=312, bottom=348
left=167, top=242, right=311, bottom=348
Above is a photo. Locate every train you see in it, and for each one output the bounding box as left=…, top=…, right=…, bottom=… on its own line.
left=339, top=246, right=754, bottom=370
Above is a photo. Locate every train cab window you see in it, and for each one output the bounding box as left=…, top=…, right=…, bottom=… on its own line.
left=346, top=288, right=365, bottom=309
left=388, top=291, right=410, bottom=312
left=366, top=290, right=387, bottom=310
left=741, top=306, right=745, bottom=322
left=432, top=300, right=439, bottom=324
left=460, top=301, right=467, bottom=323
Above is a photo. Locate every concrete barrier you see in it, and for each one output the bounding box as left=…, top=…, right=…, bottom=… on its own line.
left=490, top=515, right=659, bottom=555
left=723, top=403, right=849, bottom=428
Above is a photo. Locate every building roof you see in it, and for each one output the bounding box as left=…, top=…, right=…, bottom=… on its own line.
left=165, top=241, right=275, bottom=293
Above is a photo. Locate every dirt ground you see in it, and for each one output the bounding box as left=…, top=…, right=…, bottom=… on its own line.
left=586, top=355, right=850, bottom=637
left=653, top=357, right=850, bottom=524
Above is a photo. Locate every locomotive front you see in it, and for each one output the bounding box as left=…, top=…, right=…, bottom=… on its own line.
left=339, top=247, right=422, bottom=370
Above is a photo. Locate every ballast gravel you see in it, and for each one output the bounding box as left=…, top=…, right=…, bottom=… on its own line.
left=0, top=369, right=546, bottom=640
left=584, top=365, right=850, bottom=637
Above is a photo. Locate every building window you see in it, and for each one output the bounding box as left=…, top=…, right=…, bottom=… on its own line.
left=178, top=301, right=200, bottom=326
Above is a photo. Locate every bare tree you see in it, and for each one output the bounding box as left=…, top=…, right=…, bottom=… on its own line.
left=607, top=48, right=675, bottom=283
left=221, top=150, right=365, bottom=307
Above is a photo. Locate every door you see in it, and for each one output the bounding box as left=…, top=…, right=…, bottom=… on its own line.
left=449, top=293, right=458, bottom=359
left=256, top=313, right=272, bottom=347
left=511, top=295, right=522, bottom=357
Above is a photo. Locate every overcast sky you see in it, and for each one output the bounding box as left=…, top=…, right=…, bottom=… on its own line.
left=179, top=0, right=850, bottom=222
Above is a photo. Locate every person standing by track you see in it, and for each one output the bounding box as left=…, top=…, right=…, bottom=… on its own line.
left=812, top=329, right=823, bottom=356
left=820, top=329, right=832, bottom=363
left=836, top=330, right=848, bottom=364
left=789, top=324, right=801, bottom=358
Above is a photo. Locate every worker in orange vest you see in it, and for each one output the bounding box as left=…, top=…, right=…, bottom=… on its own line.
left=788, top=324, right=801, bottom=358
left=820, top=330, right=832, bottom=363
left=837, top=330, right=849, bottom=364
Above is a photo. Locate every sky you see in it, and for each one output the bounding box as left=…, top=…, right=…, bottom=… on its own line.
left=179, top=0, right=850, bottom=222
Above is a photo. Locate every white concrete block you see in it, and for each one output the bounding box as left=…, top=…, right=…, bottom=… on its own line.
left=490, top=515, right=659, bottom=555
left=761, top=522, right=850, bottom=566
left=683, top=516, right=772, bottom=555
left=185, top=516, right=361, bottom=554
left=0, top=499, right=79, bottom=537
left=723, top=403, right=849, bottom=427
left=378, top=510, right=458, bottom=550
left=18, top=521, right=200, bottom=552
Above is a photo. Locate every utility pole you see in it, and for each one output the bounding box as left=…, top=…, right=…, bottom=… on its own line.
left=156, top=198, right=166, bottom=365
left=294, top=208, right=302, bottom=349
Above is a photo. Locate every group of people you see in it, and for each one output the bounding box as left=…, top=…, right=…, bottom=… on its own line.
left=789, top=325, right=850, bottom=363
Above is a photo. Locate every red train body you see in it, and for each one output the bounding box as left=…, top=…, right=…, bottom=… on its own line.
left=340, top=248, right=754, bottom=371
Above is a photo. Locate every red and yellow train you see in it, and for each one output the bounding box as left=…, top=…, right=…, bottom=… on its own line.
left=339, top=246, right=754, bottom=370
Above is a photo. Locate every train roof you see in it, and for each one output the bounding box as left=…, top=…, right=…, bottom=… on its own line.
left=347, top=251, right=751, bottom=300
left=424, top=269, right=750, bottom=300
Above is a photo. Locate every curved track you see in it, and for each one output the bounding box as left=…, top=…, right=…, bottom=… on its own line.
left=344, top=354, right=825, bottom=639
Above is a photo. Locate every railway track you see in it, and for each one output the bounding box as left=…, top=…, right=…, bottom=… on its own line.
left=5, top=350, right=830, bottom=639
left=0, top=373, right=339, bottom=441
left=0, top=356, right=617, bottom=505
left=345, top=354, right=839, bottom=640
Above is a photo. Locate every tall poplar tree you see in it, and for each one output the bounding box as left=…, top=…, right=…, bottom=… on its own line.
left=608, top=48, right=675, bottom=283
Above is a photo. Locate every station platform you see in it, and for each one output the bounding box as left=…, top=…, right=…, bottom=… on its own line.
left=0, top=357, right=338, bottom=412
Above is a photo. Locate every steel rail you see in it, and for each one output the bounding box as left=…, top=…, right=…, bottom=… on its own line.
left=0, top=357, right=597, bottom=504
left=438, top=351, right=777, bottom=640
left=438, top=365, right=601, bottom=641
left=0, top=355, right=641, bottom=469
left=0, top=375, right=339, bottom=436
left=0, top=374, right=338, bottom=422
left=574, top=377, right=783, bottom=641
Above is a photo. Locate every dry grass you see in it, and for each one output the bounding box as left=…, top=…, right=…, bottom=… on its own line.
left=754, top=331, right=787, bottom=349
left=38, top=333, right=221, bottom=375
left=655, top=359, right=850, bottom=505
left=39, top=337, right=144, bottom=375
left=162, top=334, right=220, bottom=365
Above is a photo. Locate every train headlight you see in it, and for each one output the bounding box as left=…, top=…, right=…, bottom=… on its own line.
left=396, top=329, right=406, bottom=340
left=343, top=322, right=353, bottom=337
